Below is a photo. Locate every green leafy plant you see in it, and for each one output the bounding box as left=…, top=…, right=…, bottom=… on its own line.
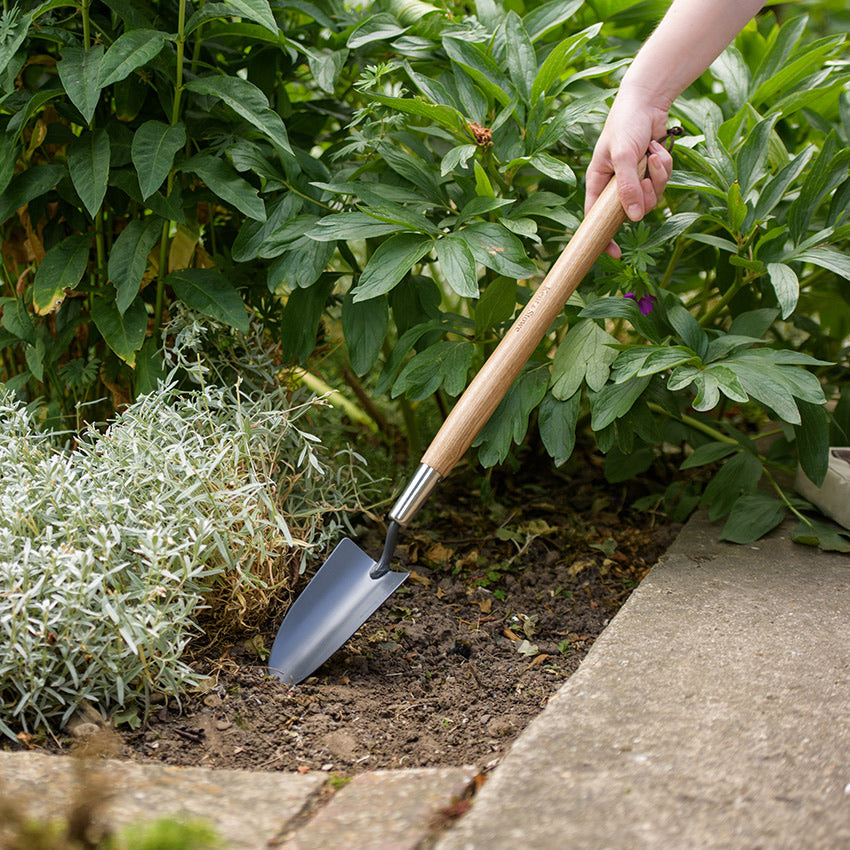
left=0, top=0, right=350, bottom=425
left=3, top=0, right=850, bottom=549
left=268, top=3, right=850, bottom=546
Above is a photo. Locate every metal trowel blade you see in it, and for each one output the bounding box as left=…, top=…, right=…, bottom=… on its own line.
left=268, top=538, right=409, bottom=686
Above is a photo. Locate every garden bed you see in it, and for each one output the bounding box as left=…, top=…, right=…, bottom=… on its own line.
left=110, top=460, right=676, bottom=775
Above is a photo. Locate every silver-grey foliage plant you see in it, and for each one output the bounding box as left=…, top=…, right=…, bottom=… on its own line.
left=0, top=379, right=364, bottom=740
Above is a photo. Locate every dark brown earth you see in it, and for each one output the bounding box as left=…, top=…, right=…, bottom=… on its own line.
left=110, top=460, right=678, bottom=776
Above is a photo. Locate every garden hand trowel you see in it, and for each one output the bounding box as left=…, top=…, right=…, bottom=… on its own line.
left=269, top=171, right=631, bottom=686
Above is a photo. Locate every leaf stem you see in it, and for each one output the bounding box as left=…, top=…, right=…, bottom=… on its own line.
left=646, top=401, right=737, bottom=444
left=155, top=0, right=188, bottom=335
left=81, top=0, right=91, bottom=49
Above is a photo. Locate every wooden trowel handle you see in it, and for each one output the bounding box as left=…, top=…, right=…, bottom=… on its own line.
left=421, top=174, right=628, bottom=477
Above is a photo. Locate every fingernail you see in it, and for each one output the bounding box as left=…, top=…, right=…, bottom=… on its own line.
left=627, top=204, right=642, bottom=220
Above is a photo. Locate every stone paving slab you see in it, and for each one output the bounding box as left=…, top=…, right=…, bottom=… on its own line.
left=276, top=766, right=478, bottom=850
left=0, top=750, right=325, bottom=849
left=437, top=512, right=850, bottom=850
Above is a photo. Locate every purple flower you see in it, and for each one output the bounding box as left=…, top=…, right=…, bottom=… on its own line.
left=624, top=292, right=657, bottom=315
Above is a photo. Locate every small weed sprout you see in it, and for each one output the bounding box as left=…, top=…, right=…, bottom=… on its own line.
left=0, top=368, right=372, bottom=740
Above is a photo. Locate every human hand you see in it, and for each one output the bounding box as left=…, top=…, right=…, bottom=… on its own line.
left=584, top=93, right=674, bottom=258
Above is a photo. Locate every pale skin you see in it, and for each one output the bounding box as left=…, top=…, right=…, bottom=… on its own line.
left=585, top=0, right=766, bottom=257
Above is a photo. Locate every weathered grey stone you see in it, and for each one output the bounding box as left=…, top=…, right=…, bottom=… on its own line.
left=0, top=751, right=325, bottom=850
left=277, top=766, right=477, bottom=850
left=437, top=512, right=850, bottom=850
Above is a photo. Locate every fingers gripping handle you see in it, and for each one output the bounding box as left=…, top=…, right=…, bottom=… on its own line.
left=389, top=171, right=631, bottom=526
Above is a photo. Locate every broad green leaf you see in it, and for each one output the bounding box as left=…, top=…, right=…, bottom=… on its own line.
left=167, top=268, right=250, bottom=333
left=435, top=236, right=477, bottom=298
left=523, top=0, right=583, bottom=42
left=604, top=444, right=654, bottom=484
left=538, top=390, right=580, bottom=466
left=378, top=142, right=445, bottom=203
left=442, top=36, right=513, bottom=108
left=736, top=114, right=779, bottom=196
left=0, top=163, right=65, bottom=224
left=710, top=47, right=749, bottom=113
left=530, top=22, right=599, bottom=101
left=186, top=76, right=292, bottom=155
left=342, top=292, right=389, bottom=376
left=792, top=518, right=850, bottom=553
left=98, top=29, right=166, bottom=87
left=753, top=145, right=814, bottom=221
left=796, top=247, right=850, bottom=281
left=91, top=293, right=147, bottom=366
left=367, top=92, right=467, bottom=136
left=636, top=346, right=701, bottom=378
left=474, top=367, right=549, bottom=466
left=461, top=223, right=535, bottom=279
left=387, top=0, right=439, bottom=26
left=32, top=235, right=91, bottom=315
left=1, top=297, right=35, bottom=345
left=0, top=8, right=32, bottom=77
left=589, top=375, right=650, bottom=432
left=642, top=212, right=702, bottom=250
left=504, top=12, right=535, bottom=101
left=280, top=277, right=334, bottom=364
left=475, top=276, right=516, bottom=336
left=267, top=238, right=334, bottom=293
left=680, top=441, right=738, bottom=470
left=720, top=493, right=786, bottom=543
left=134, top=336, right=167, bottom=396
left=108, top=217, right=162, bottom=314
left=728, top=308, right=778, bottom=338
left=57, top=44, right=104, bottom=124
left=666, top=304, right=708, bottom=358
left=551, top=320, right=618, bottom=400
left=308, top=212, right=406, bottom=241
left=131, top=121, right=186, bottom=200
left=794, top=400, right=830, bottom=488
left=300, top=43, right=347, bottom=94
left=723, top=360, right=800, bottom=423
left=529, top=152, right=575, bottom=185
left=347, top=13, right=407, bottom=48
left=766, top=262, right=799, bottom=319
left=751, top=35, right=843, bottom=108
left=359, top=204, right=439, bottom=235
left=393, top=340, right=474, bottom=401
left=441, top=144, right=477, bottom=176
left=375, top=318, right=445, bottom=395
left=24, top=339, right=45, bottom=382
left=67, top=128, right=110, bottom=218
left=225, top=0, right=278, bottom=32
left=701, top=451, right=762, bottom=521
left=353, top=234, right=433, bottom=302
left=0, top=134, right=18, bottom=197
left=182, top=154, right=266, bottom=221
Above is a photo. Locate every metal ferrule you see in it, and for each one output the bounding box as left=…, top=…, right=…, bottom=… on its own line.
left=388, top=463, right=442, bottom=526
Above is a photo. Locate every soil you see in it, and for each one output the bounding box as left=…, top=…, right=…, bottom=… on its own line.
left=98, top=459, right=679, bottom=777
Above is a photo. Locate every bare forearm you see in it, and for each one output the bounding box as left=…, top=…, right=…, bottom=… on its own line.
left=620, top=0, right=765, bottom=109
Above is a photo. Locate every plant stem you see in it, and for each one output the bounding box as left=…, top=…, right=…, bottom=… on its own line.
left=698, top=271, right=755, bottom=327
left=293, top=367, right=377, bottom=430
left=155, top=0, right=188, bottom=335
left=646, top=401, right=737, bottom=445
left=171, top=0, right=188, bottom=126
left=81, top=0, right=91, bottom=48
left=94, top=211, right=106, bottom=285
